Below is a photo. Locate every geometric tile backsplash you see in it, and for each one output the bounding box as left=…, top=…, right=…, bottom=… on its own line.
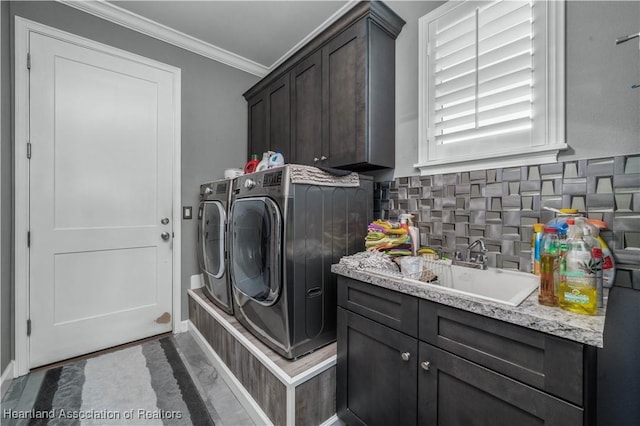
left=374, top=154, right=640, bottom=276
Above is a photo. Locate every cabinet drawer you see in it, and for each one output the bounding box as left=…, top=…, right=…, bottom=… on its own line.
left=418, top=342, right=583, bottom=426
left=337, top=277, right=418, bottom=337
left=419, top=300, right=590, bottom=407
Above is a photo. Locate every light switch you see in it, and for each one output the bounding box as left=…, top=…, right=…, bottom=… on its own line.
left=183, top=206, right=192, bottom=220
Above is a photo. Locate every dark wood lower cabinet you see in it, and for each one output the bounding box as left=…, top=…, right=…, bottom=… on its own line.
left=337, top=307, right=417, bottom=426
left=336, top=276, right=595, bottom=426
left=418, top=342, right=583, bottom=425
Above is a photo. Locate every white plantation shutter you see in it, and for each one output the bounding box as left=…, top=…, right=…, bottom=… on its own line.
left=417, top=0, right=567, bottom=174
left=433, top=0, right=533, bottom=144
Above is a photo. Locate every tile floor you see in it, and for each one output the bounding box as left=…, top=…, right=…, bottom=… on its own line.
left=1, top=332, right=256, bottom=426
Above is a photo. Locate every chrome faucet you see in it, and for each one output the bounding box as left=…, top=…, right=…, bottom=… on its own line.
left=453, top=238, right=489, bottom=270
left=467, top=238, right=489, bottom=270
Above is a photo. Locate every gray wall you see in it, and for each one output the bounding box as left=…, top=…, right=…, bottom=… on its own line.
left=1, top=0, right=12, bottom=374
left=384, top=1, right=640, bottom=179
left=1, top=0, right=259, bottom=371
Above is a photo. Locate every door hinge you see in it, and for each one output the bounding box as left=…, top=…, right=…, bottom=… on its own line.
left=27, top=319, right=31, bottom=336
left=27, top=53, right=31, bottom=70
left=27, top=142, right=32, bottom=159
left=27, top=231, right=30, bottom=247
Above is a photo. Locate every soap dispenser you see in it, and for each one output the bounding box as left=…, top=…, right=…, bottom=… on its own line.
left=399, top=214, right=419, bottom=256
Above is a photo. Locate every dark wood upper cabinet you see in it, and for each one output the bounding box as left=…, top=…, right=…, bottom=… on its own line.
left=266, top=75, right=291, bottom=161
left=247, top=94, right=267, bottom=159
left=322, top=20, right=366, bottom=169
left=291, top=51, right=323, bottom=166
left=246, top=74, right=291, bottom=161
left=243, top=1, right=405, bottom=171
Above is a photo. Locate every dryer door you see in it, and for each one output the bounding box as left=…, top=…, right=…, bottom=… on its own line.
left=230, top=197, right=282, bottom=306
left=198, top=200, right=226, bottom=279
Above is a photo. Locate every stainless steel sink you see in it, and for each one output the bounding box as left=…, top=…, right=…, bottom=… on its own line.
left=404, top=263, right=539, bottom=307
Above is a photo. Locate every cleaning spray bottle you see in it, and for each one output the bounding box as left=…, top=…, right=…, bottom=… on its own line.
left=586, top=219, right=616, bottom=288
left=399, top=214, right=419, bottom=256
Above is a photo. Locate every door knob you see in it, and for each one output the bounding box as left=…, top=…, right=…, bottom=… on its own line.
left=421, top=361, right=431, bottom=371
left=161, top=217, right=170, bottom=225
left=313, top=157, right=319, bottom=162
left=161, top=232, right=171, bottom=241
left=320, top=155, right=328, bottom=161
left=401, top=352, right=411, bottom=362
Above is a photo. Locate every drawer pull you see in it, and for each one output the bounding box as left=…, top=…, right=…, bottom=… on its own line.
left=421, top=361, right=431, bottom=371
left=401, top=352, right=411, bottom=361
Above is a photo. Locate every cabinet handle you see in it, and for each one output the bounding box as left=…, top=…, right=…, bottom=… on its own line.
left=421, top=361, right=431, bottom=371
left=313, top=157, right=319, bottom=163
left=321, top=155, right=328, bottom=161
left=401, top=352, right=411, bottom=362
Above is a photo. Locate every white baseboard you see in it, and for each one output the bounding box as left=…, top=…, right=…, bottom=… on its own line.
left=1, top=360, right=15, bottom=399
left=190, top=273, right=203, bottom=290
left=186, top=321, right=273, bottom=426
left=320, top=414, right=342, bottom=426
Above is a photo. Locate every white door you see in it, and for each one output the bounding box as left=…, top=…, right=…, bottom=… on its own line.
left=28, top=31, right=176, bottom=368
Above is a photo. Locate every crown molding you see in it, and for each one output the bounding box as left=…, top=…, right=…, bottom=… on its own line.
left=268, top=0, right=359, bottom=71
left=57, top=0, right=269, bottom=77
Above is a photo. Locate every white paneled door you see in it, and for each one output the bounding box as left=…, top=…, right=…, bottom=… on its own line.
left=28, top=31, right=176, bottom=368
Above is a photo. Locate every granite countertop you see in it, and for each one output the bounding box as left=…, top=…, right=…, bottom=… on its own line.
left=331, top=263, right=606, bottom=348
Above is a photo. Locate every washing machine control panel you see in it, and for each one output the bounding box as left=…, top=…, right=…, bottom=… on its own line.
left=234, top=168, right=286, bottom=197
left=263, top=170, right=283, bottom=187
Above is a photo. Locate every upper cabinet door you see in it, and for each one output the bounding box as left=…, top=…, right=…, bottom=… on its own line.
left=291, top=50, right=323, bottom=167
left=248, top=94, right=267, bottom=158
left=247, top=74, right=291, bottom=161
left=322, top=20, right=367, bottom=169
left=266, top=74, right=291, bottom=162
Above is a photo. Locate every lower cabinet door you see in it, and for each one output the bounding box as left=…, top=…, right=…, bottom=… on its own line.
left=337, top=307, right=418, bottom=426
left=418, top=342, right=584, bottom=426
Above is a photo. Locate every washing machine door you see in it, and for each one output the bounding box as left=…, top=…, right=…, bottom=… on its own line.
left=198, top=200, right=226, bottom=279
left=230, top=197, right=282, bottom=306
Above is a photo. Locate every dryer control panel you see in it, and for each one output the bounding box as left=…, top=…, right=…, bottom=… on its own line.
left=263, top=170, right=283, bottom=187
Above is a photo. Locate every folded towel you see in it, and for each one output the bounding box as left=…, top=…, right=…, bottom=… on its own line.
left=288, top=164, right=359, bottom=187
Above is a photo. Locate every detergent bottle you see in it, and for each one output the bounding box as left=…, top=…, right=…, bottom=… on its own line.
left=399, top=214, right=419, bottom=256
left=256, top=151, right=273, bottom=172
left=539, top=226, right=559, bottom=307
left=268, top=151, right=285, bottom=168
left=559, top=223, right=598, bottom=315
left=243, top=154, right=260, bottom=174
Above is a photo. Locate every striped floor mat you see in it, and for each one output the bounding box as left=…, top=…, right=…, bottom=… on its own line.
left=25, top=337, right=215, bottom=425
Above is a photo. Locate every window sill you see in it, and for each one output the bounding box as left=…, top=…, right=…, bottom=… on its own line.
left=413, top=144, right=569, bottom=176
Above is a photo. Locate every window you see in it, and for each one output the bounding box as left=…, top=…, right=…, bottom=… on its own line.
left=417, top=0, right=566, bottom=174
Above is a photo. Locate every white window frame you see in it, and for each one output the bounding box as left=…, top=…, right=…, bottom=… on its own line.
left=416, top=0, right=567, bottom=175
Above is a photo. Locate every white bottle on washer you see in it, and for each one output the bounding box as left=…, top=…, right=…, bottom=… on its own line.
left=268, top=151, right=285, bottom=168
left=256, top=151, right=272, bottom=172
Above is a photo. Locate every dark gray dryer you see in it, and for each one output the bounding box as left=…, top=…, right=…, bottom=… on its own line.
left=197, top=179, right=234, bottom=314
left=229, top=165, right=371, bottom=359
